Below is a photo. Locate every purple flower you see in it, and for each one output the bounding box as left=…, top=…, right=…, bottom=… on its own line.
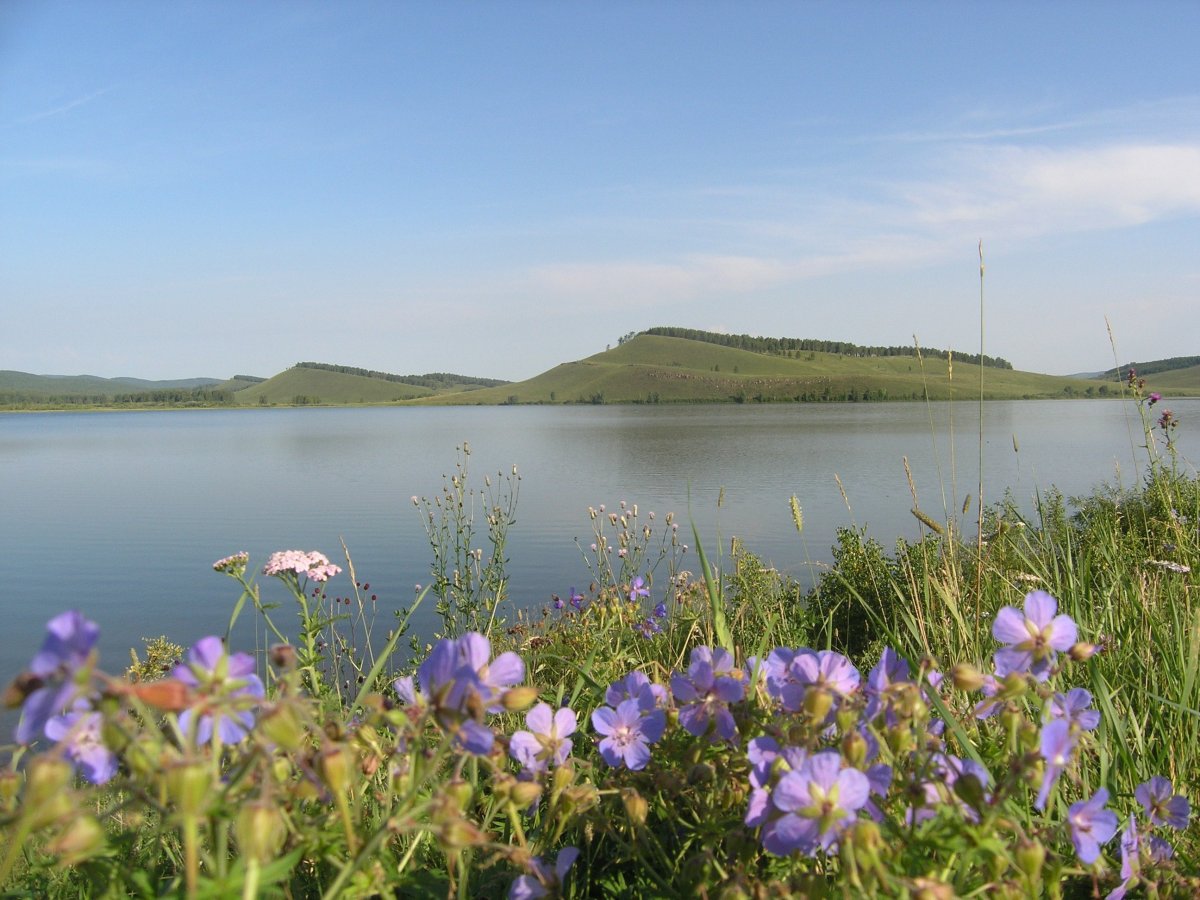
left=907, top=753, right=991, bottom=824
left=628, top=576, right=650, bottom=603
left=671, top=646, right=745, bottom=742
left=1148, top=392, right=1161, bottom=405
left=653, top=602, right=668, bottom=619
left=15, top=611, right=101, bottom=745
left=1135, top=776, right=1190, bottom=829
left=1049, top=687, right=1100, bottom=731
left=973, top=674, right=1004, bottom=720
left=605, top=671, right=667, bottom=710
left=864, top=646, right=911, bottom=721
left=44, top=702, right=118, bottom=785
left=764, top=647, right=859, bottom=715
left=509, top=846, right=579, bottom=900
left=172, top=636, right=265, bottom=745
left=762, top=750, right=869, bottom=856
left=636, top=618, right=662, bottom=639
left=1068, top=788, right=1119, bottom=864
left=1035, top=718, right=1077, bottom=810
left=569, top=587, right=586, bottom=610
left=992, top=590, right=1078, bottom=682
left=509, top=703, right=576, bottom=775
left=591, top=698, right=665, bottom=770
left=395, top=633, right=524, bottom=755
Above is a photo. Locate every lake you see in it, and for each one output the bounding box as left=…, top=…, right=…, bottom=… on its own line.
left=2, top=399, right=1196, bottom=693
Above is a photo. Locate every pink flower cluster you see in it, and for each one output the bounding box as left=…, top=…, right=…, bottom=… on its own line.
left=262, top=550, right=342, bottom=583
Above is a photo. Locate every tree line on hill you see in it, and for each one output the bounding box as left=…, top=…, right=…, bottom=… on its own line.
left=636, top=327, right=1014, bottom=370
left=293, top=362, right=510, bottom=388
left=0, top=386, right=236, bottom=408
left=1106, top=356, right=1200, bottom=379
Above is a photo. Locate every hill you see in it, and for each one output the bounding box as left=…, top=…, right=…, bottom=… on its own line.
left=413, top=333, right=1130, bottom=405
left=232, top=364, right=508, bottom=406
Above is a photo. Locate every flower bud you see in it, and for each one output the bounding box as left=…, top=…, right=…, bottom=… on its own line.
left=500, top=686, right=539, bottom=712
left=318, top=746, right=354, bottom=796
left=841, top=730, right=868, bottom=768
left=446, top=777, right=474, bottom=811
left=1068, top=642, right=1099, bottom=662
left=951, top=663, right=986, bottom=692
left=509, top=781, right=542, bottom=809
left=835, top=705, right=859, bottom=735
left=1015, top=837, right=1045, bottom=882
left=49, top=815, right=107, bottom=865
left=551, top=761, right=575, bottom=795
left=687, top=763, right=715, bottom=785
left=258, top=703, right=306, bottom=751
left=803, top=687, right=833, bottom=722
left=165, top=761, right=212, bottom=819
left=236, top=800, right=289, bottom=863
left=438, top=817, right=485, bottom=849
left=269, top=644, right=298, bottom=671
left=621, top=787, right=648, bottom=826
left=0, top=770, right=20, bottom=810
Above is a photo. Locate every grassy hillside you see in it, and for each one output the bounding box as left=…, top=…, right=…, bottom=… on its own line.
left=235, top=367, right=436, bottom=405
left=416, top=333, right=1124, bottom=405
left=0, top=371, right=222, bottom=397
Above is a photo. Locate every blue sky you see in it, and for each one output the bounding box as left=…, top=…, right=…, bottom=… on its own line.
left=2, top=2, right=1198, bottom=381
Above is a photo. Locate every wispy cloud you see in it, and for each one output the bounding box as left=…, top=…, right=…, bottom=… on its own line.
left=15, top=87, right=113, bottom=125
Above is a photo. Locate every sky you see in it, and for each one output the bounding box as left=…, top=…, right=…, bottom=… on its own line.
left=2, top=1, right=1199, bottom=382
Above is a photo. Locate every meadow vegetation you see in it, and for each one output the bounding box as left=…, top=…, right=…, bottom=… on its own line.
left=1, top=370, right=1197, bottom=898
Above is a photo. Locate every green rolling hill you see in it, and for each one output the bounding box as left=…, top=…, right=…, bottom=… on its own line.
left=413, top=333, right=1133, bottom=405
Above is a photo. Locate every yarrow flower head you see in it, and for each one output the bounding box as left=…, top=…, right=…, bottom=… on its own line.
left=212, top=551, right=249, bottom=576
left=509, top=703, right=577, bottom=775
left=172, top=636, right=265, bottom=745
left=263, top=549, right=342, bottom=583
left=992, top=590, right=1077, bottom=682
left=14, top=610, right=101, bottom=745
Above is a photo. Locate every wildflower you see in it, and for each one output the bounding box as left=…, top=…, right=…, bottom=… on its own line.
left=551, top=594, right=564, bottom=610
left=653, top=602, right=667, bottom=619
left=172, top=636, right=264, bottom=745
left=635, top=618, right=661, bottom=639
left=591, top=698, right=666, bottom=770
left=671, top=646, right=745, bottom=742
left=907, top=753, right=991, bottom=824
left=1135, top=776, right=1190, bottom=829
left=1067, top=788, right=1119, bottom=864
left=863, top=646, right=911, bottom=722
left=14, top=610, right=101, bottom=745
left=568, top=587, right=586, bottom=610
left=605, top=671, right=667, bottom=710
left=262, top=549, right=342, bottom=583
left=628, top=576, right=650, bottom=603
left=973, top=674, right=1004, bottom=720
left=762, top=750, right=869, bottom=856
left=212, top=551, right=249, bottom=576
left=1035, top=718, right=1077, bottom=810
left=1049, top=687, right=1101, bottom=732
left=395, top=633, right=524, bottom=755
left=1148, top=392, right=1161, bottom=405
left=44, top=702, right=118, bottom=785
left=509, top=846, right=579, bottom=900
left=992, top=590, right=1078, bottom=682
left=766, top=648, right=860, bottom=717
left=510, top=703, right=576, bottom=775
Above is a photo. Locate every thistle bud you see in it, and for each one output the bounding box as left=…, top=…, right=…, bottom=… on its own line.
left=49, top=815, right=107, bottom=865
left=235, top=801, right=289, bottom=863
left=500, top=686, right=539, bottom=712
left=621, top=787, right=648, bottom=826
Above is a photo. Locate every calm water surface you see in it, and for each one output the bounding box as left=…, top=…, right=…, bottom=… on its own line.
left=2, top=400, right=1196, bottom=689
